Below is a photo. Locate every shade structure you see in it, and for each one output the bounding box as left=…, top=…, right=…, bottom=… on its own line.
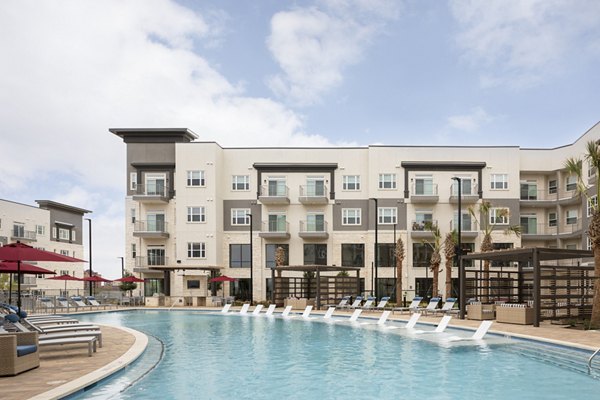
left=209, top=275, right=237, bottom=283
left=0, top=262, right=56, bottom=275
left=114, top=276, right=145, bottom=283
left=46, top=274, right=83, bottom=297
left=82, top=275, right=112, bottom=296
left=0, top=242, right=85, bottom=314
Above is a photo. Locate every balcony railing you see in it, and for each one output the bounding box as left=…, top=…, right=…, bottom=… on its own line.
left=259, top=220, right=290, bottom=239
left=449, top=219, right=478, bottom=232
left=11, top=230, right=37, bottom=241
left=299, top=220, right=327, bottom=233
left=411, top=182, right=438, bottom=196
left=136, top=256, right=168, bottom=267
left=411, top=220, right=437, bottom=231
left=259, top=184, right=290, bottom=204
left=519, top=220, right=582, bottom=237
left=134, top=220, right=168, bottom=233
left=299, top=184, right=328, bottom=204
left=450, top=182, right=478, bottom=197
left=132, top=183, right=170, bottom=202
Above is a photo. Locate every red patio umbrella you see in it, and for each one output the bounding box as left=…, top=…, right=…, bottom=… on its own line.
left=0, top=262, right=56, bottom=304
left=46, top=274, right=83, bottom=295
left=209, top=275, right=237, bottom=283
left=0, top=242, right=85, bottom=313
left=82, top=275, right=112, bottom=296
left=114, top=276, right=145, bottom=283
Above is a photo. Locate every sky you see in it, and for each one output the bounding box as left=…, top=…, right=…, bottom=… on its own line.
left=1, top=0, right=599, bottom=278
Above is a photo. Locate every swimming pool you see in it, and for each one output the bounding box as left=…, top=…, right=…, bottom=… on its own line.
left=73, top=310, right=600, bottom=399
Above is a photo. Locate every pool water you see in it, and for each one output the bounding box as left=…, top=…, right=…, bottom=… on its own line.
left=74, top=311, right=600, bottom=400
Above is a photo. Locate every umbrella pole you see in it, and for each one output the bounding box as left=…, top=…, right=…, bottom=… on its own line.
left=9, top=273, right=13, bottom=304
left=17, top=260, right=21, bottom=315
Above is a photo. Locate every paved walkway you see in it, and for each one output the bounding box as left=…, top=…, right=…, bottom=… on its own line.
left=1, top=307, right=598, bottom=400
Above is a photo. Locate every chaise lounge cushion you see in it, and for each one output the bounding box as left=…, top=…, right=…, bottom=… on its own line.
left=5, top=314, right=20, bottom=323
left=16, top=344, right=38, bottom=357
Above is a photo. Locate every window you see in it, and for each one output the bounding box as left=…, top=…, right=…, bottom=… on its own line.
left=520, top=180, right=537, bottom=200
left=266, top=177, right=286, bottom=196
left=131, top=243, right=136, bottom=259
left=146, top=173, right=166, bottom=195
left=187, top=206, right=206, bottom=223
left=13, top=223, right=24, bottom=238
left=147, top=247, right=165, bottom=265
left=566, top=210, right=577, bottom=225
left=453, top=211, right=472, bottom=231
left=230, top=244, right=251, bottom=268
left=492, top=243, right=513, bottom=267
left=52, top=227, right=57, bottom=239
left=414, top=175, right=434, bottom=195
left=548, top=212, right=557, bottom=227
left=232, top=175, right=250, bottom=191
left=548, top=179, right=557, bottom=194
left=146, top=213, right=165, bottom=232
left=131, top=208, right=136, bottom=224
left=187, top=242, right=205, bottom=258
left=343, top=175, right=360, bottom=191
left=377, top=243, right=395, bottom=267
left=58, top=228, right=71, bottom=241
left=306, top=214, right=325, bottom=231
left=229, top=279, right=251, bottom=301
left=587, top=236, right=593, bottom=251
left=36, top=225, right=45, bottom=235
left=266, top=244, right=289, bottom=268
left=187, top=280, right=200, bottom=289
left=378, top=173, right=396, bottom=189
left=342, top=208, right=361, bottom=225
left=72, top=230, right=76, bottom=241
left=588, top=196, right=597, bottom=217
left=378, top=207, right=397, bottom=224
left=267, top=213, right=287, bottom=232
left=490, top=174, right=508, bottom=190
left=187, top=170, right=205, bottom=187
left=413, top=211, right=433, bottom=231
left=520, top=214, right=537, bottom=234
left=341, top=244, right=364, bottom=267
left=304, top=244, right=327, bottom=265
left=130, top=172, right=137, bottom=191
left=452, top=178, right=473, bottom=196
left=231, top=209, right=250, bottom=225
left=412, top=243, right=433, bottom=268
left=566, top=175, right=577, bottom=191
left=489, top=208, right=509, bottom=225
left=305, top=177, right=326, bottom=196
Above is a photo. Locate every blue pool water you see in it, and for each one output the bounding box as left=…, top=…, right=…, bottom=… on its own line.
left=74, top=311, right=600, bottom=400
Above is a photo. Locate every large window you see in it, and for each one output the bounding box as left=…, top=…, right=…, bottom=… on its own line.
left=266, top=244, right=289, bottom=268
left=267, top=177, right=286, bottom=196
left=187, top=242, right=206, bottom=258
left=306, top=213, right=325, bottom=232
left=187, top=170, right=205, bottom=187
left=490, top=174, right=508, bottom=190
left=229, top=244, right=251, bottom=268
left=58, top=228, right=71, bottom=241
left=412, top=243, right=433, bottom=268
left=231, top=209, right=250, bottom=225
left=13, top=223, right=25, bottom=238
left=342, top=208, right=361, bottom=225
left=520, top=214, right=537, bottom=234
left=268, top=213, right=287, bottom=232
left=378, top=173, right=396, bottom=189
left=305, top=177, right=326, bottom=196
left=378, top=207, right=397, bottom=224
left=520, top=180, right=537, bottom=200
left=187, top=206, right=206, bottom=223
left=377, top=278, right=397, bottom=302
left=489, top=207, right=509, bottom=225
left=147, top=247, right=165, bottom=266
left=230, top=279, right=250, bottom=301
left=415, top=278, right=433, bottom=298
left=341, top=244, right=364, bottom=267
left=414, top=175, right=434, bottom=195
left=377, top=243, right=396, bottom=267
left=304, top=244, right=327, bottom=265
left=566, top=210, right=578, bottom=225
left=566, top=175, right=577, bottom=191
left=146, top=173, right=166, bottom=195
left=343, top=175, right=360, bottom=191
left=548, top=179, right=557, bottom=194
left=232, top=175, right=250, bottom=191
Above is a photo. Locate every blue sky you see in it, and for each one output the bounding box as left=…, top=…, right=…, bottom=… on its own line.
left=0, top=0, right=599, bottom=278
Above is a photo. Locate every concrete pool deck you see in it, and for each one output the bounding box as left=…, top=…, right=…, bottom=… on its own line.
left=1, top=307, right=598, bottom=399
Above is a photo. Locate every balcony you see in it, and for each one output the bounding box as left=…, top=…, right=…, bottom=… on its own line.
left=11, top=230, right=36, bottom=242
left=410, top=183, right=439, bottom=203
left=519, top=187, right=560, bottom=208
left=133, top=220, right=170, bottom=239
left=135, top=256, right=169, bottom=269
left=298, top=220, right=329, bottom=240
left=449, top=183, right=479, bottom=204
left=298, top=184, right=328, bottom=205
left=258, top=221, right=290, bottom=239
left=520, top=220, right=583, bottom=240
left=410, top=220, right=438, bottom=239
left=132, top=183, right=170, bottom=203
left=449, top=220, right=479, bottom=239
left=259, top=184, right=290, bottom=205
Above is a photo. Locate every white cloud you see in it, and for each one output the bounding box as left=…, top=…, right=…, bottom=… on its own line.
left=0, top=0, right=340, bottom=278
left=446, top=107, right=493, bottom=133
left=450, top=0, right=600, bottom=88
left=266, top=1, right=399, bottom=106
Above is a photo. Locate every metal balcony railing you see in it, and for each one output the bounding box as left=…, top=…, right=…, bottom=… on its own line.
left=450, top=182, right=478, bottom=197
left=11, top=229, right=36, bottom=241
left=262, top=220, right=289, bottom=233
left=136, top=256, right=168, bottom=267
left=299, top=220, right=328, bottom=233
left=299, top=184, right=327, bottom=197
left=411, top=183, right=438, bottom=196
left=134, top=220, right=168, bottom=233
left=411, top=220, right=438, bottom=231
left=134, top=182, right=168, bottom=197
left=260, top=184, right=289, bottom=198
left=449, top=219, right=477, bottom=232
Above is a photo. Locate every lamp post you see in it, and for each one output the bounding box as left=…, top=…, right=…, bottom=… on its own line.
left=452, top=177, right=464, bottom=318
left=118, top=257, right=124, bottom=278
left=248, top=213, right=253, bottom=304
left=393, top=222, right=397, bottom=302
left=85, top=218, right=92, bottom=297
left=370, top=198, right=379, bottom=300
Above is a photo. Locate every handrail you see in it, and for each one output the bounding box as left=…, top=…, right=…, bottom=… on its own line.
left=588, top=347, right=600, bottom=373
left=168, top=297, right=184, bottom=311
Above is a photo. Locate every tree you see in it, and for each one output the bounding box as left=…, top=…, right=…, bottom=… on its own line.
left=469, top=201, right=521, bottom=302
left=394, top=236, right=405, bottom=304
left=565, top=140, right=600, bottom=329
left=443, top=231, right=457, bottom=299
left=119, top=272, right=138, bottom=298
left=424, top=222, right=443, bottom=299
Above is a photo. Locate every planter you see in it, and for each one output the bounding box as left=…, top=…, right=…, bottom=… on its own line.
left=467, top=303, right=495, bottom=320
left=496, top=305, right=534, bottom=325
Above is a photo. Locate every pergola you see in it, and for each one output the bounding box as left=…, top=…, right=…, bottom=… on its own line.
left=272, top=265, right=362, bottom=309
left=460, top=247, right=594, bottom=327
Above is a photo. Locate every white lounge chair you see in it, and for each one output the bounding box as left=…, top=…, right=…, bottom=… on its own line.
left=70, top=296, right=91, bottom=309
left=359, top=297, right=376, bottom=310
left=40, top=330, right=103, bottom=348
left=375, top=297, right=390, bottom=310
left=416, top=297, right=441, bottom=315
left=252, top=305, right=264, bottom=315
left=39, top=336, right=98, bottom=357
left=412, top=315, right=452, bottom=334
left=221, top=304, right=232, bottom=313
left=323, top=307, right=335, bottom=320
left=428, top=298, right=458, bottom=316
left=348, top=296, right=363, bottom=309
left=385, top=313, right=421, bottom=330
left=38, top=297, right=55, bottom=311
left=287, top=306, right=313, bottom=319
left=360, top=310, right=391, bottom=326
left=86, top=296, right=109, bottom=309
left=264, top=304, right=276, bottom=316
left=239, top=303, right=250, bottom=314
left=329, top=296, right=351, bottom=309
left=445, top=320, right=493, bottom=342
left=56, top=297, right=71, bottom=309
left=281, top=306, right=292, bottom=318
left=332, top=309, right=362, bottom=323
left=393, top=297, right=423, bottom=314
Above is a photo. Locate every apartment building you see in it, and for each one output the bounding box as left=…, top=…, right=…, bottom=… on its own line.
left=111, top=122, right=600, bottom=303
left=0, top=199, right=90, bottom=293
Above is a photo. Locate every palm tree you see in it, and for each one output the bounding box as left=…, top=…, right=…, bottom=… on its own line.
left=394, top=236, right=405, bottom=304
left=425, top=222, right=443, bottom=299
left=469, top=201, right=521, bottom=302
left=565, top=140, right=600, bottom=329
left=443, top=231, right=457, bottom=299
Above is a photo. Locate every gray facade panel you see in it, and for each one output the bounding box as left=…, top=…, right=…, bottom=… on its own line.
left=49, top=209, right=83, bottom=245
left=483, top=198, right=521, bottom=231
left=333, top=199, right=407, bottom=231
left=223, top=200, right=262, bottom=231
